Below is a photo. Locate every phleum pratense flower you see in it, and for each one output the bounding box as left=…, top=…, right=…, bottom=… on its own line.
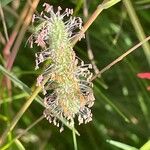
left=29, top=3, right=95, bottom=132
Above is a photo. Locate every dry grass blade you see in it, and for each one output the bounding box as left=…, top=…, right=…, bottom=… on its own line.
left=6, top=0, right=40, bottom=70
left=2, top=2, right=29, bottom=63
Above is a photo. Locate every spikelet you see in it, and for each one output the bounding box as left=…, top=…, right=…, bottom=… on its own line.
left=29, top=3, right=95, bottom=132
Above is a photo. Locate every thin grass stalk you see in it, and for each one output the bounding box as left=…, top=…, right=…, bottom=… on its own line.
left=0, top=4, right=9, bottom=42
left=0, top=0, right=122, bottom=146
left=91, top=36, right=150, bottom=81
left=1, top=1, right=30, bottom=96
left=2, top=2, right=29, bottom=61
left=0, top=93, right=28, bottom=104
left=138, top=93, right=150, bottom=129
left=83, top=0, right=100, bottom=75
left=0, top=31, right=6, bottom=45
left=136, top=0, right=150, bottom=5
left=0, top=76, right=49, bottom=146
left=72, top=122, right=78, bottom=150
left=123, top=0, right=150, bottom=65
left=1, top=115, right=44, bottom=150
left=6, top=0, right=40, bottom=70
left=72, top=0, right=121, bottom=45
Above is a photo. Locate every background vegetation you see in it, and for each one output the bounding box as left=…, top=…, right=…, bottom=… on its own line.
left=0, top=0, right=150, bottom=150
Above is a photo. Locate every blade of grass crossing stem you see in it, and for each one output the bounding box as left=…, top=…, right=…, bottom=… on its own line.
left=0, top=4, right=9, bottom=41
left=91, top=36, right=150, bottom=81
left=107, top=140, right=139, bottom=150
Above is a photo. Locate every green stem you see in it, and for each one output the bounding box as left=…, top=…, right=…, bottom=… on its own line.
left=140, top=140, right=150, bottom=150
left=1, top=116, right=44, bottom=150
left=123, top=0, right=150, bottom=65
left=72, top=122, right=78, bottom=150
left=72, top=0, right=121, bottom=45
left=91, top=36, right=150, bottom=81
left=0, top=76, right=49, bottom=146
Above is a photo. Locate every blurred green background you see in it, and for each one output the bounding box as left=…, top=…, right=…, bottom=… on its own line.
left=0, top=0, right=150, bottom=150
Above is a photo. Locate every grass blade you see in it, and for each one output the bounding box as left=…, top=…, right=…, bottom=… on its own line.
left=14, top=139, right=25, bottom=150
left=140, top=140, right=150, bottom=150
left=107, top=140, right=139, bottom=150
left=72, top=123, right=78, bottom=150
left=0, top=0, right=13, bottom=7
left=0, top=65, right=43, bottom=106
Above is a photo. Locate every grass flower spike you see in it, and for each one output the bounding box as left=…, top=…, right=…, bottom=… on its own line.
left=29, top=3, right=95, bottom=132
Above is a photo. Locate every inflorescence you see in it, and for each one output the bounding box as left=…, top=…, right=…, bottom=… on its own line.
left=29, top=3, right=95, bottom=132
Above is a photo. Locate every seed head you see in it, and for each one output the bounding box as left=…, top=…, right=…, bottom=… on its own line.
left=30, top=3, right=95, bottom=132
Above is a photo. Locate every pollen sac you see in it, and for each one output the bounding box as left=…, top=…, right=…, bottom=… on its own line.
left=30, top=3, right=95, bottom=132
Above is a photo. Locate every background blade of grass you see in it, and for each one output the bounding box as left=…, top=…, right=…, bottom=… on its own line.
left=123, top=0, right=150, bottom=65
left=14, top=139, right=25, bottom=150
left=107, top=140, right=139, bottom=150
left=0, top=0, right=13, bottom=7
left=140, top=140, right=150, bottom=150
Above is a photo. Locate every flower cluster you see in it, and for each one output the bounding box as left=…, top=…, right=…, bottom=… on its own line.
left=29, top=3, right=95, bottom=132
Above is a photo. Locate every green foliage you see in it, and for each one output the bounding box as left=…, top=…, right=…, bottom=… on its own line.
left=107, top=140, right=138, bottom=150
left=0, top=0, right=150, bottom=150
left=0, top=0, right=13, bottom=7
